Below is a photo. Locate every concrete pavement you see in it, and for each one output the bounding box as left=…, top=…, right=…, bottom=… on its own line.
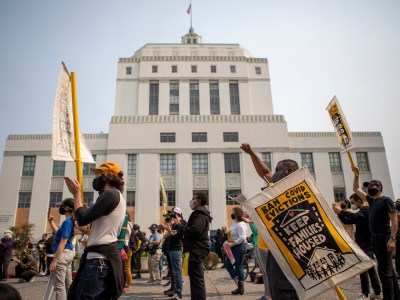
left=6, top=263, right=367, bottom=300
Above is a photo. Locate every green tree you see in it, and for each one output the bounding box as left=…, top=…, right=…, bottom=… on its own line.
left=9, top=223, right=35, bottom=254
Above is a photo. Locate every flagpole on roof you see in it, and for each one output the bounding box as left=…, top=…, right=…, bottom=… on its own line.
left=70, top=72, right=83, bottom=193
left=190, top=0, right=192, bottom=29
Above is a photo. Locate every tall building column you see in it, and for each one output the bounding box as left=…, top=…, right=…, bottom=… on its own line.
left=209, top=153, right=226, bottom=229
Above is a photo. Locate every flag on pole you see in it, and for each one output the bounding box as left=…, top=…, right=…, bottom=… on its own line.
left=187, top=4, right=192, bottom=14
left=326, top=96, right=353, bottom=153
left=51, top=61, right=94, bottom=163
left=160, top=176, right=169, bottom=217
left=242, top=166, right=374, bottom=299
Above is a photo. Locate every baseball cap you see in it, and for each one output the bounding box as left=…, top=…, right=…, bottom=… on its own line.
left=60, top=198, right=74, bottom=209
left=148, top=224, right=158, bottom=230
left=90, top=162, right=122, bottom=177
left=362, top=179, right=383, bottom=190
left=172, top=207, right=182, bottom=215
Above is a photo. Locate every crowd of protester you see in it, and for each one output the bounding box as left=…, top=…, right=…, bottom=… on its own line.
left=0, top=151, right=399, bottom=300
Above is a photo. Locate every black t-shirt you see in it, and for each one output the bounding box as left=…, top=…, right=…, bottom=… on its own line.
left=367, top=195, right=396, bottom=234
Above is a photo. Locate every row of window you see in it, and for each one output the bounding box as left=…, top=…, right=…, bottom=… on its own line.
left=160, top=132, right=239, bottom=143
left=126, top=65, right=262, bottom=75
left=149, top=81, right=240, bottom=115
left=17, top=184, right=350, bottom=209
left=21, top=152, right=371, bottom=178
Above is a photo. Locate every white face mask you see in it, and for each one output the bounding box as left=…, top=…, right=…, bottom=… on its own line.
left=351, top=204, right=358, bottom=210
left=190, top=199, right=197, bottom=210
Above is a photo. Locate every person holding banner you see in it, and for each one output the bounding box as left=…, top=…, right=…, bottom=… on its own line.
left=241, top=143, right=300, bottom=300
left=332, top=193, right=382, bottom=299
left=64, top=162, right=126, bottom=300
left=352, top=166, right=400, bottom=300
left=224, top=207, right=247, bottom=295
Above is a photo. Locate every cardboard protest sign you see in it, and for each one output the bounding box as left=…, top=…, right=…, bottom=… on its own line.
left=223, top=241, right=235, bottom=265
left=327, top=96, right=353, bottom=153
left=242, top=167, right=374, bottom=299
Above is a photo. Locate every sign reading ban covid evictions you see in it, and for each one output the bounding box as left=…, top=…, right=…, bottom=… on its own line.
left=242, top=167, right=374, bottom=300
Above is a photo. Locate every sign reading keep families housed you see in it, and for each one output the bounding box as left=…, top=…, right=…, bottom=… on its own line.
left=242, top=167, right=374, bottom=299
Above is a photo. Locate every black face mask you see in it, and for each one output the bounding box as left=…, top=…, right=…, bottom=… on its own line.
left=92, top=177, right=105, bottom=192
left=368, top=188, right=379, bottom=196
left=272, top=170, right=286, bottom=183
left=231, top=213, right=236, bottom=220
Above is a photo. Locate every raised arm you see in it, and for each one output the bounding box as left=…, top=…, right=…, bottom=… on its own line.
left=240, top=143, right=272, bottom=182
left=352, top=166, right=367, bottom=202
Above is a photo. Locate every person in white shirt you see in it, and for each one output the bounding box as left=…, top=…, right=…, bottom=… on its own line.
left=224, top=207, right=247, bottom=295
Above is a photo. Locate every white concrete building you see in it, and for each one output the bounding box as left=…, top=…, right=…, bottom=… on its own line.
left=0, top=29, right=394, bottom=239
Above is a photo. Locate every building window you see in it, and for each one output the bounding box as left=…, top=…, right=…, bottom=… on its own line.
left=210, top=82, right=220, bottom=115
left=22, top=156, right=36, bottom=176
left=356, top=152, right=370, bottom=172
left=255, top=67, right=261, bottom=74
left=192, top=132, right=207, bottom=142
left=192, top=154, right=208, bottom=174
left=160, top=154, right=176, bottom=175
left=128, top=154, right=137, bottom=176
left=83, top=155, right=96, bottom=176
left=301, top=153, right=315, bottom=173
left=160, top=190, right=176, bottom=206
left=83, top=192, right=94, bottom=206
left=190, top=82, right=200, bottom=115
left=193, top=39, right=197, bottom=44
left=333, top=187, right=346, bottom=202
left=226, top=189, right=241, bottom=205
left=149, top=82, right=159, bottom=115
left=126, top=67, right=132, bottom=75
left=229, top=82, right=241, bottom=115
left=160, top=133, right=176, bottom=143
left=18, top=192, right=31, bottom=208
left=211, top=65, right=217, bottom=73
left=49, top=192, right=62, bottom=208
left=152, top=65, right=158, bottom=73
left=262, top=153, right=272, bottom=170
left=169, top=81, right=179, bottom=115
left=52, top=161, right=65, bottom=176
left=223, top=132, right=239, bottom=142
left=224, top=153, right=240, bottom=173
left=230, top=65, right=236, bottom=73
left=126, top=191, right=135, bottom=206
left=191, top=65, right=197, bottom=73
left=171, top=65, right=178, bottom=73
left=329, top=152, right=343, bottom=172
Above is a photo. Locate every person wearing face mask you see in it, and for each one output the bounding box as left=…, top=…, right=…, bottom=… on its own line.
left=0, top=230, right=13, bottom=281
left=45, top=198, right=75, bottom=300
left=143, top=224, right=162, bottom=285
left=182, top=192, right=212, bottom=300
left=332, top=194, right=382, bottom=299
left=352, top=166, right=400, bottom=300
left=64, top=162, right=126, bottom=300
left=224, top=207, right=247, bottom=295
left=241, top=143, right=300, bottom=300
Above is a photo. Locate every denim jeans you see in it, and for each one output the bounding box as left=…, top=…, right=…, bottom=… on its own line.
left=0, top=255, right=11, bottom=280
left=224, top=242, right=246, bottom=282
left=371, top=234, right=400, bottom=300
left=74, top=258, right=111, bottom=300
left=169, top=250, right=183, bottom=294
left=359, top=249, right=381, bottom=297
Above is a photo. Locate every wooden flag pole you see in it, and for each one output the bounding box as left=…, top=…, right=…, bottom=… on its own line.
left=347, top=150, right=359, bottom=177
left=70, top=72, right=83, bottom=193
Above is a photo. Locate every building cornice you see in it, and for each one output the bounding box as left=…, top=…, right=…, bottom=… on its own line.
left=117, top=77, right=270, bottom=83
left=7, top=133, right=109, bottom=140
left=288, top=132, right=382, bottom=138
left=119, top=56, right=267, bottom=63
left=110, top=114, right=286, bottom=124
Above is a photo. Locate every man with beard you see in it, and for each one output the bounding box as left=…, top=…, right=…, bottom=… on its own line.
left=64, top=162, right=126, bottom=300
left=352, top=166, right=400, bottom=300
left=241, top=143, right=299, bottom=300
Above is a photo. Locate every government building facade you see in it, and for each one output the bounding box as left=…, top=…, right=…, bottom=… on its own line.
left=0, top=29, right=393, bottom=239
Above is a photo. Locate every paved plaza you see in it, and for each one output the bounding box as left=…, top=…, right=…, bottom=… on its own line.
left=6, top=263, right=366, bottom=300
